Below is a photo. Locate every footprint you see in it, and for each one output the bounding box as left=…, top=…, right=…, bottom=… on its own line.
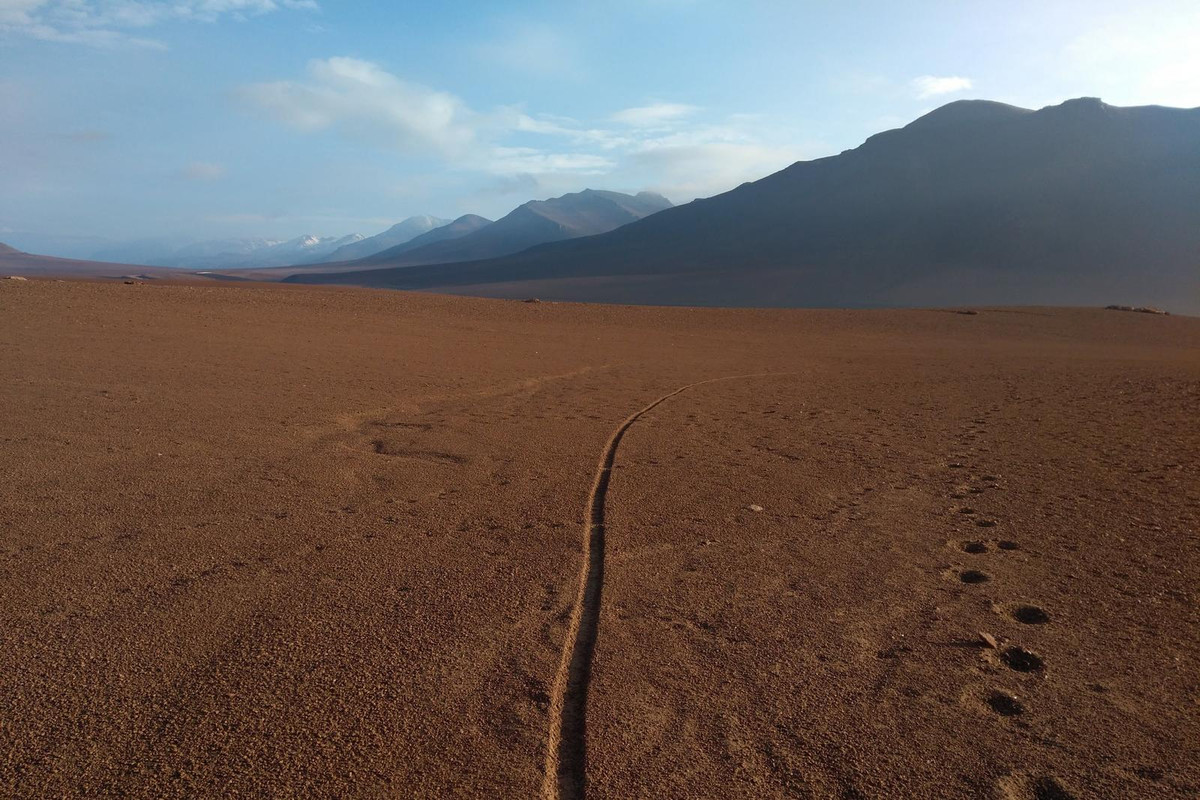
left=986, top=690, right=1025, bottom=717
left=976, top=519, right=998, bottom=528
left=962, top=541, right=988, bottom=554
left=998, top=775, right=1077, bottom=800
left=998, top=540, right=1020, bottom=550
left=1030, top=777, right=1076, bottom=800
left=960, top=569, right=991, bottom=584
left=1000, top=646, right=1045, bottom=673
left=1005, top=604, right=1050, bottom=625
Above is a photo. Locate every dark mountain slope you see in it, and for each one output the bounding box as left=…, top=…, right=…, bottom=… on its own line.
left=290, top=99, right=1200, bottom=313
left=364, top=214, right=492, bottom=261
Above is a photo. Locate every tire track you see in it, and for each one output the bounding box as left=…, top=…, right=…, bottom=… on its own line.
left=541, top=373, right=790, bottom=800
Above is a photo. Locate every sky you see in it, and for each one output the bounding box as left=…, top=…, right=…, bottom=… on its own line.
left=2, top=0, right=1199, bottom=249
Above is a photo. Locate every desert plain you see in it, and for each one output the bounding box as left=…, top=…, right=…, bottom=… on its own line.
left=1, top=278, right=1197, bottom=799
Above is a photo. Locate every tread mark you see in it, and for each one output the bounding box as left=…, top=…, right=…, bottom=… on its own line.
left=541, top=373, right=790, bottom=800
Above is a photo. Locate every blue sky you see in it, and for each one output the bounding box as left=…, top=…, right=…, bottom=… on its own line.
left=2, top=0, right=1198, bottom=246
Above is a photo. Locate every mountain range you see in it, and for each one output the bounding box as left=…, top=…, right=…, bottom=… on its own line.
left=289, top=98, right=1200, bottom=314
left=4, top=98, right=1198, bottom=314
left=7, top=215, right=459, bottom=270
left=252, top=191, right=670, bottom=280
left=64, top=233, right=368, bottom=270
left=362, top=190, right=672, bottom=266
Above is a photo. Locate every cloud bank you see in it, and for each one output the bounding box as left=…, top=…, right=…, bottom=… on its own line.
left=239, top=57, right=478, bottom=157
left=238, top=57, right=807, bottom=201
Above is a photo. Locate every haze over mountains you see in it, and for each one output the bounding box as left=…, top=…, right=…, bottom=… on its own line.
left=19, top=232, right=370, bottom=270
left=2, top=189, right=672, bottom=277
left=220, top=190, right=672, bottom=280
left=291, top=98, right=1200, bottom=314
left=3, top=215, right=455, bottom=271
left=208, top=233, right=367, bottom=268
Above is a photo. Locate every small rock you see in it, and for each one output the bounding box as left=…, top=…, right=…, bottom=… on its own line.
left=522, top=297, right=541, bottom=304
left=978, top=631, right=999, bottom=650
left=4, top=275, right=28, bottom=281
left=748, top=504, right=764, bottom=513
left=1106, top=304, right=1168, bottom=315
left=955, top=310, right=978, bottom=315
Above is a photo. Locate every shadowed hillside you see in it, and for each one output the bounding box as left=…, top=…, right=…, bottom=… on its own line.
left=363, top=214, right=492, bottom=260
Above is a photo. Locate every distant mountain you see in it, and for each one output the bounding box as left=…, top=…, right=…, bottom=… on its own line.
left=364, top=214, right=492, bottom=261
left=204, top=215, right=496, bottom=281
left=87, top=233, right=364, bottom=269
left=289, top=99, right=1200, bottom=314
left=316, top=215, right=451, bottom=263
left=0, top=245, right=199, bottom=281
left=92, top=235, right=218, bottom=265
left=0, top=233, right=116, bottom=261
left=240, top=233, right=364, bottom=267
left=89, top=236, right=290, bottom=266
left=360, top=190, right=672, bottom=267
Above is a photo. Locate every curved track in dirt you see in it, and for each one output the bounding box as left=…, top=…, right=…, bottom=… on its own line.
left=541, top=373, right=790, bottom=800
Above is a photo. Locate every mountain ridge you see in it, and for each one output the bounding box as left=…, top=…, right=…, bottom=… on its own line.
left=359, top=189, right=673, bottom=267
left=317, top=215, right=451, bottom=263
left=363, top=214, right=493, bottom=261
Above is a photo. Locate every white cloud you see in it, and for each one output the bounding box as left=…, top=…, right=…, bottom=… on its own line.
left=624, top=123, right=806, bottom=199
left=241, top=57, right=820, bottom=204
left=239, top=57, right=478, bottom=157
left=182, top=161, right=226, bottom=181
left=0, top=0, right=316, bottom=48
left=911, top=75, right=973, bottom=99
left=611, top=103, right=700, bottom=128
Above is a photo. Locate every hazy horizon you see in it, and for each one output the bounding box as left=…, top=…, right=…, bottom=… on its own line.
left=3, top=0, right=1199, bottom=246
